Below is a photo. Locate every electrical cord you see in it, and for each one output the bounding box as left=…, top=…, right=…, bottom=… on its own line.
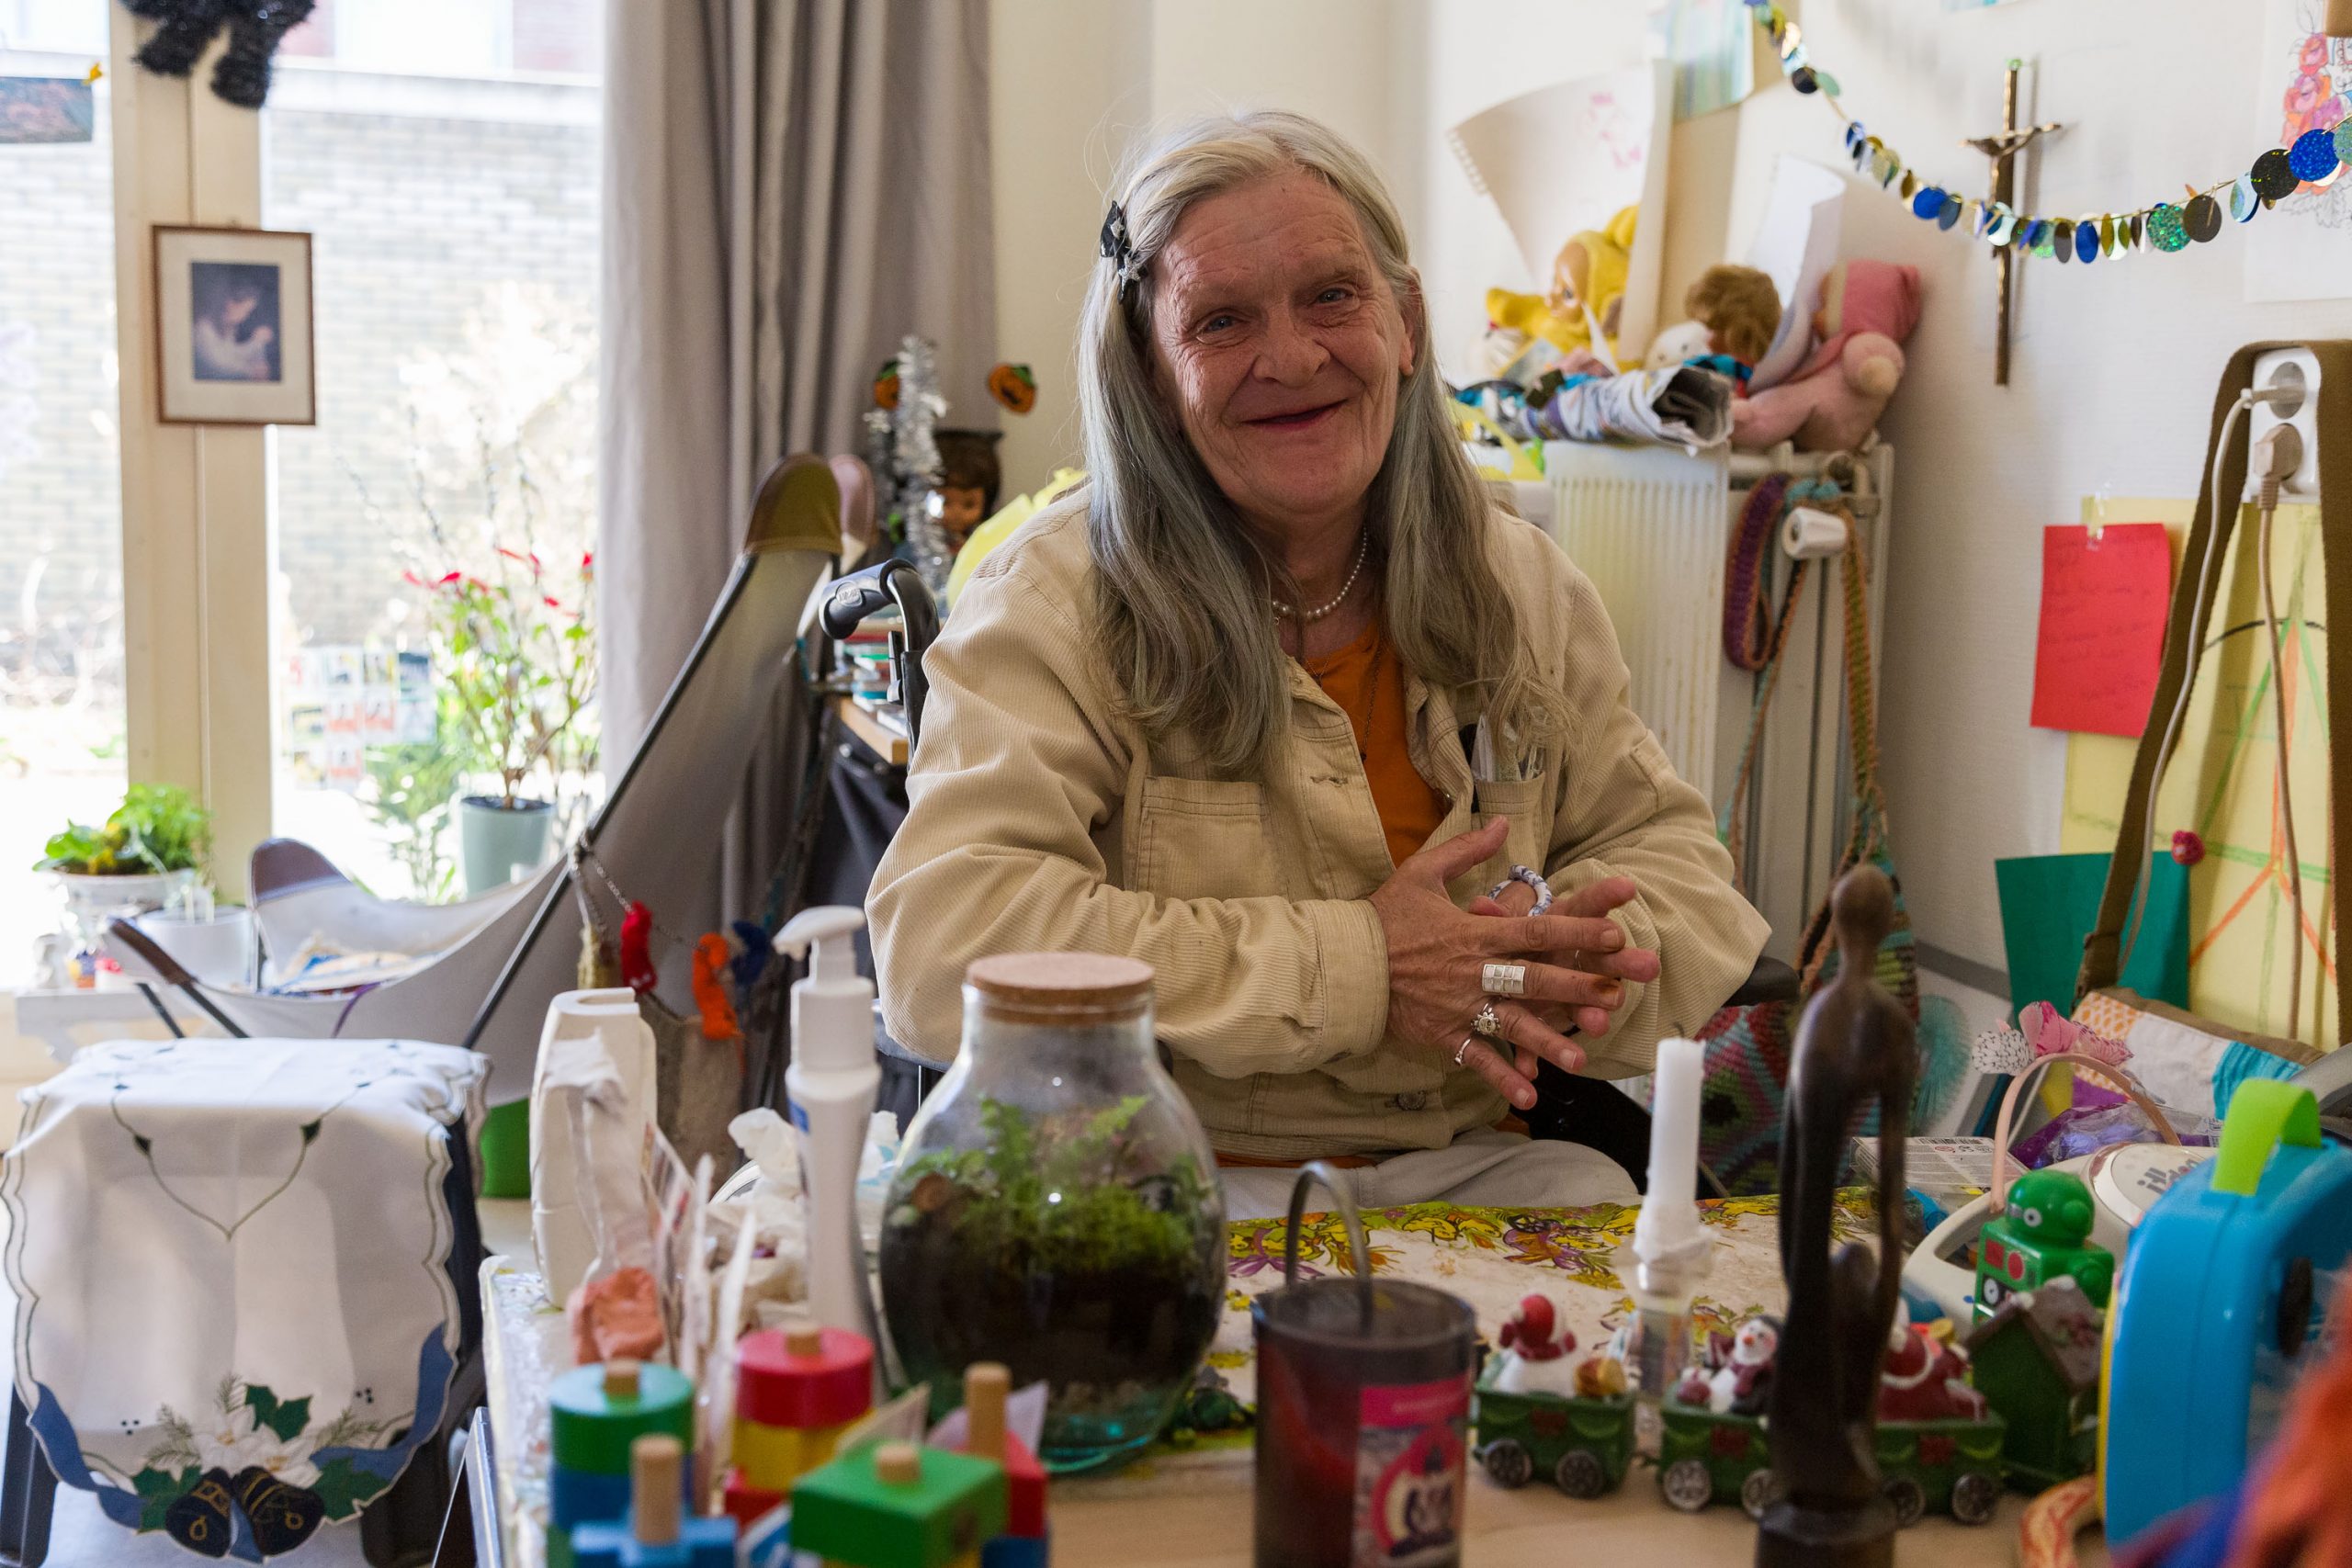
left=2255, top=423, right=2306, bottom=1038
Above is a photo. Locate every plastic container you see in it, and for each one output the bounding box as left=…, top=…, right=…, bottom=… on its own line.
left=876, top=953, right=1224, bottom=1474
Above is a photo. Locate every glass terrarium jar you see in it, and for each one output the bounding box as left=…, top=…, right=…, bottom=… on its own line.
left=876, top=953, right=1226, bottom=1473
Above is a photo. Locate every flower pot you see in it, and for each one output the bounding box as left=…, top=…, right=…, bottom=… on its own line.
left=458, top=795, right=554, bottom=897
left=117, top=907, right=256, bottom=990
left=51, top=868, right=195, bottom=922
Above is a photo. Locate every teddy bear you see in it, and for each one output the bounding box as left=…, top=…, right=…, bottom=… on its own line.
left=1645, top=265, right=1781, bottom=392
left=1732, top=259, right=1922, bottom=454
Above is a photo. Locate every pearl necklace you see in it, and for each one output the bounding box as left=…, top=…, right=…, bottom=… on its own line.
left=1271, top=531, right=1370, bottom=623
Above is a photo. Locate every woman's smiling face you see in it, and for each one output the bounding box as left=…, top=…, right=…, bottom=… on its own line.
left=1148, top=170, right=1419, bottom=538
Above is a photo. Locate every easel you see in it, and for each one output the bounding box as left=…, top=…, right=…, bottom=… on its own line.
left=1965, top=60, right=2062, bottom=388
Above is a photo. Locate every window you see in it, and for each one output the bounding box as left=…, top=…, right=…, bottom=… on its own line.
left=0, top=2, right=124, bottom=987
left=263, top=0, right=603, bottom=899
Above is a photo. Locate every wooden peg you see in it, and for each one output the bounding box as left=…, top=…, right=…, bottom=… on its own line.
left=874, top=1441, right=922, bottom=1486
left=965, top=1363, right=1010, bottom=1462
left=632, top=1433, right=684, bottom=1545
left=604, top=1359, right=641, bottom=1400
left=786, top=1325, right=824, bottom=1358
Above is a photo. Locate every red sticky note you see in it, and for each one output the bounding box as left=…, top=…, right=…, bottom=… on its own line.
left=2030, top=524, right=2173, bottom=736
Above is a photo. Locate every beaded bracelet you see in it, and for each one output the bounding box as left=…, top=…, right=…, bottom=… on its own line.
left=1486, top=863, right=1553, bottom=916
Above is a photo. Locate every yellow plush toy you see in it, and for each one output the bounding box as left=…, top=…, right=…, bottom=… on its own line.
left=1484, top=204, right=1639, bottom=362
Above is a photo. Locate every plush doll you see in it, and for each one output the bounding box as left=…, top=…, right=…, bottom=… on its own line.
left=1484, top=205, right=1639, bottom=363
left=1647, top=265, right=1781, bottom=393
left=1731, top=259, right=1922, bottom=453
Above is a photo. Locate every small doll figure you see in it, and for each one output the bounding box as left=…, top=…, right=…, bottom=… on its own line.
left=932, top=429, right=1003, bottom=553
left=1491, top=1294, right=1583, bottom=1399
left=1707, top=1315, right=1781, bottom=1416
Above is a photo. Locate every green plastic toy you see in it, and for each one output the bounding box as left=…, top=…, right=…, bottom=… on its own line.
left=789, top=1440, right=1007, bottom=1568
left=1973, top=1168, right=2113, bottom=1320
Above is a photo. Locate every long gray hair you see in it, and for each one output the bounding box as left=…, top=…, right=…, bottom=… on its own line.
left=1078, top=110, right=1563, bottom=780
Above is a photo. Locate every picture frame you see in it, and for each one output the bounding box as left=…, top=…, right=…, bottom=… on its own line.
left=152, top=224, right=316, bottom=426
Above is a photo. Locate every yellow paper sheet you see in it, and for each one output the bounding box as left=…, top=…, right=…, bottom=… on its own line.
left=2060, top=495, right=2335, bottom=1049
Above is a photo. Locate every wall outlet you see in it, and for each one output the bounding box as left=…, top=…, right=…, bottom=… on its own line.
left=2246, top=346, right=2323, bottom=500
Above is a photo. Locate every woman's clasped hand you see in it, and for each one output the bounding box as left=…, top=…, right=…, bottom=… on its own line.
left=1367, top=817, right=1661, bottom=1109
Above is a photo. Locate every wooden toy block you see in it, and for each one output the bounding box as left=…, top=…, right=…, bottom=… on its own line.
left=550, top=1360, right=700, bottom=1562
left=570, top=1435, right=739, bottom=1568
left=721, top=1467, right=785, bottom=1529
left=950, top=1364, right=1046, bottom=1540
left=790, top=1440, right=1007, bottom=1568
left=732, top=1413, right=853, bottom=1493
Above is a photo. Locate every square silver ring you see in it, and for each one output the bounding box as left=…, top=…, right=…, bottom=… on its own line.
left=1482, top=962, right=1528, bottom=997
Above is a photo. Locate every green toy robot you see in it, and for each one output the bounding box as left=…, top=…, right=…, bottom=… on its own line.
left=1973, top=1168, right=2113, bottom=1321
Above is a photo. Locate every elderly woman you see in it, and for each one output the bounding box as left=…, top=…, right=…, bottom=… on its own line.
left=870, top=111, right=1766, bottom=1216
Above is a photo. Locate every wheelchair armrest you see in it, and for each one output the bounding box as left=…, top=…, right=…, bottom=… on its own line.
left=1725, top=955, right=1800, bottom=1009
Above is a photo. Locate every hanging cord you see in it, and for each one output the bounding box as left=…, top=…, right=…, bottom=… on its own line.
left=575, top=840, right=697, bottom=962
left=2255, top=437, right=2305, bottom=1039
left=2120, top=392, right=2258, bottom=977
left=1725, top=474, right=1794, bottom=671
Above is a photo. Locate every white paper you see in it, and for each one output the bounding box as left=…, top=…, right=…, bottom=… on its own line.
left=1448, top=63, right=1675, bottom=357
left=1743, top=155, right=1848, bottom=390
left=2245, top=0, right=2352, bottom=302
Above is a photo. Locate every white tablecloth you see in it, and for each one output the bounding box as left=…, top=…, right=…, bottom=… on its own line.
left=4, top=1038, right=485, bottom=1561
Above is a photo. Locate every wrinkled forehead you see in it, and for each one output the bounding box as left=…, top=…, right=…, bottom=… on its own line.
left=1153, top=174, right=1382, bottom=307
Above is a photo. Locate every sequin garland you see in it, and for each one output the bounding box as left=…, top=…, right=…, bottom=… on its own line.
left=1745, top=0, right=2351, bottom=265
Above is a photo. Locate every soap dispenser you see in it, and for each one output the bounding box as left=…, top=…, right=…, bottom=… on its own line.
left=774, top=907, right=882, bottom=1348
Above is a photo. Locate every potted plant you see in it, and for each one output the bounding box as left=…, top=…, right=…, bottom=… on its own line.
left=414, top=547, right=595, bottom=895
left=38, top=783, right=214, bottom=915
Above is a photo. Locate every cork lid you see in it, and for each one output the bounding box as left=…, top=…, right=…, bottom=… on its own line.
left=966, top=953, right=1153, bottom=1024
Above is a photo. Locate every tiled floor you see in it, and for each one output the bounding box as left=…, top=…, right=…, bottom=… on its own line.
left=19, top=1199, right=537, bottom=1566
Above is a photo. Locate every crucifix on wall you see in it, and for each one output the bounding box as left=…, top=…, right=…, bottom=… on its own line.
left=1964, top=60, right=2063, bottom=388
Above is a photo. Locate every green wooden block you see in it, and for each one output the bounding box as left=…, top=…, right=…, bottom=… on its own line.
left=790, top=1445, right=1007, bottom=1568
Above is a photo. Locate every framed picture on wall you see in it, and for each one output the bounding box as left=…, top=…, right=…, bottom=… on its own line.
left=151, top=224, right=316, bottom=425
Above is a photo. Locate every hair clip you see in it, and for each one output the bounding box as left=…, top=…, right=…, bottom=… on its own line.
left=1099, top=201, right=1145, bottom=305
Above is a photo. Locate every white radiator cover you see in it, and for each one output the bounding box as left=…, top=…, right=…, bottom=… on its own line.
left=1537, top=441, right=1894, bottom=960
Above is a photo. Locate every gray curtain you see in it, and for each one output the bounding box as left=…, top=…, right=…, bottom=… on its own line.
left=598, top=0, right=996, bottom=928
left=600, top=0, right=997, bottom=765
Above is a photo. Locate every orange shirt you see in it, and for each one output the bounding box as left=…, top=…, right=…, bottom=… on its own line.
left=1304, top=616, right=1446, bottom=868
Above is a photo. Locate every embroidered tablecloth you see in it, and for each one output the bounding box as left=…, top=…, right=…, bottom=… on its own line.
left=1085, top=1190, right=1871, bottom=1494
left=4, top=1038, right=486, bottom=1560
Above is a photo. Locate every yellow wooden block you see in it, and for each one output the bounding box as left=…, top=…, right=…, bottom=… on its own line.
left=733, top=1416, right=848, bottom=1493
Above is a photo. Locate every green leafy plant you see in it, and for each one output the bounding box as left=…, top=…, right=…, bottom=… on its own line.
left=36, top=784, right=212, bottom=876
left=412, top=549, right=595, bottom=810
left=363, top=695, right=473, bottom=902
left=889, top=1096, right=1216, bottom=1276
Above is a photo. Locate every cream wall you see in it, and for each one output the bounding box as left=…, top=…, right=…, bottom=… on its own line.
left=989, top=0, right=2352, bottom=977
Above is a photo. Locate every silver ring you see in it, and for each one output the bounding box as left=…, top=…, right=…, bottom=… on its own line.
left=1473, top=1000, right=1504, bottom=1039
left=1482, top=962, right=1528, bottom=997
left=1453, top=1036, right=1476, bottom=1066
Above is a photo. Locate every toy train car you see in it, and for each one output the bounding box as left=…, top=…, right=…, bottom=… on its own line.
left=1655, top=1401, right=2006, bottom=1528
left=1471, top=1387, right=1635, bottom=1499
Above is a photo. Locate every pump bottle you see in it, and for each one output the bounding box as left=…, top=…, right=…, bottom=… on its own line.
left=775, top=907, right=883, bottom=1349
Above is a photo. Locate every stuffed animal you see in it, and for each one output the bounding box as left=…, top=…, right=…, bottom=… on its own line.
left=1484, top=206, right=1639, bottom=364
left=1647, top=265, right=1781, bottom=390
left=1491, top=1294, right=1582, bottom=1398
left=1878, top=1324, right=1987, bottom=1423
left=1732, top=259, right=1922, bottom=453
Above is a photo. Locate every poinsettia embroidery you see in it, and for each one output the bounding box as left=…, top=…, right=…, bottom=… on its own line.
left=130, top=1376, right=400, bottom=1554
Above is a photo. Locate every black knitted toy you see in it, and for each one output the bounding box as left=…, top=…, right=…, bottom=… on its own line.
left=118, top=0, right=316, bottom=109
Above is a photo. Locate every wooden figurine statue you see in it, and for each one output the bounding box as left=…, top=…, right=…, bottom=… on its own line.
left=1757, top=866, right=1917, bottom=1568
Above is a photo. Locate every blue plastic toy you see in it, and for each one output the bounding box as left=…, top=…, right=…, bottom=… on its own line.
left=2104, top=1080, right=2352, bottom=1542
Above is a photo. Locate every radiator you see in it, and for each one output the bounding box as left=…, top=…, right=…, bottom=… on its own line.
left=1536, top=440, right=1894, bottom=960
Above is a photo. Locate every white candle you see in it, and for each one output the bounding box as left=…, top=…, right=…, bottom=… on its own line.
left=1638, top=1037, right=1704, bottom=1249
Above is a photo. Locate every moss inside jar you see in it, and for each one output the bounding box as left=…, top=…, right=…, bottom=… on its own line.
left=876, top=953, right=1226, bottom=1474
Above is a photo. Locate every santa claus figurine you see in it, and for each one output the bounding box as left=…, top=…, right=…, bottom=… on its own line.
left=1491, top=1294, right=1582, bottom=1398
left=1704, top=1315, right=1781, bottom=1416
left=1876, top=1325, right=1987, bottom=1423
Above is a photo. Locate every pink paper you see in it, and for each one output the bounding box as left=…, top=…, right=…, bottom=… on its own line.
left=2031, top=524, right=2173, bottom=737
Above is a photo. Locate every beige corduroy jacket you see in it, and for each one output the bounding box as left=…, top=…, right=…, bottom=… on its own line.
left=867, top=492, right=1769, bottom=1161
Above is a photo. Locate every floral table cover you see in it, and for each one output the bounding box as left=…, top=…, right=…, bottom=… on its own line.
left=1023, top=1190, right=1865, bottom=1495
left=4, top=1038, right=486, bottom=1560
